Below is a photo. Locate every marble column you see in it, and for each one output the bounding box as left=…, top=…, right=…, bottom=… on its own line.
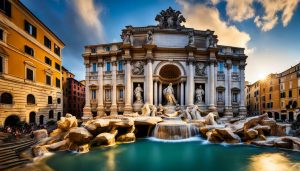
left=158, top=82, right=162, bottom=105
left=224, top=62, right=233, bottom=117
left=239, top=65, right=247, bottom=116
left=209, top=61, right=216, bottom=110
left=83, top=64, right=92, bottom=119
left=180, top=82, right=184, bottom=106
left=97, top=62, right=105, bottom=116
left=154, top=80, right=158, bottom=106
left=111, top=61, right=118, bottom=115
left=186, top=61, right=194, bottom=106
left=214, top=62, right=218, bottom=105
left=124, top=60, right=132, bottom=113
left=146, top=59, right=153, bottom=104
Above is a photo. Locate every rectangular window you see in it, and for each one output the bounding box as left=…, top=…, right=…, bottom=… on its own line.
left=218, top=61, right=224, bottom=72
left=232, top=64, right=238, bottom=73
left=91, top=48, right=96, bottom=53
left=92, top=90, right=96, bottom=99
left=24, top=45, right=34, bottom=56
left=289, top=90, right=292, bottom=97
left=46, top=75, right=51, bottom=85
left=269, top=94, right=272, bottom=100
left=54, top=44, right=60, bottom=56
left=105, top=89, right=111, bottom=101
left=0, top=28, right=3, bottom=41
left=118, top=61, right=123, bottom=71
left=92, top=63, right=97, bottom=72
left=217, top=91, right=223, bottom=101
left=119, top=89, right=124, bottom=100
left=289, top=81, right=292, bottom=89
left=24, top=20, right=37, bottom=38
left=26, top=68, right=34, bottom=81
left=56, top=78, right=60, bottom=88
left=55, top=63, right=61, bottom=71
left=232, top=92, right=238, bottom=102
left=44, top=36, right=51, bottom=49
left=106, top=62, right=111, bottom=72
left=45, top=56, right=52, bottom=66
left=0, top=0, right=11, bottom=17
left=105, top=46, right=110, bottom=51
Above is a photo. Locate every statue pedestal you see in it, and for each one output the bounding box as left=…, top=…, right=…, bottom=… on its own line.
left=82, top=106, right=92, bottom=120
left=133, top=102, right=143, bottom=113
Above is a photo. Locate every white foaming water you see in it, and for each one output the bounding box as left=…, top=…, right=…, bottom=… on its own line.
left=147, top=136, right=204, bottom=143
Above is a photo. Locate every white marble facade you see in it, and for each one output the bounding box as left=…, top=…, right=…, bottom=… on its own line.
left=82, top=8, right=247, bottom=118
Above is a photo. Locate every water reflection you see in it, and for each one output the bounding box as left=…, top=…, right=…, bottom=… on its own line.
left=248, top=153, right=300, bottom=171
left=103, top=147, right=123, bottom=171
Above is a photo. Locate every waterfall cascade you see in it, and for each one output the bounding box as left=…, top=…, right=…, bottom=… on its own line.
left=152, top=117, right=199, bottom=140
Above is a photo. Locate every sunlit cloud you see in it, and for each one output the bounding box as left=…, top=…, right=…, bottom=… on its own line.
left=210, top=0, right=299, bottom=31
left=69, top=0, right=105, bottom=43
left=176, top=0, right=251, bottom=52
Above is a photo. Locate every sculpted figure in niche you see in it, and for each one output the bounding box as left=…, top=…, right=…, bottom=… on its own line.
left=132, top=61, right=144, bottom=75
left=195, top=63, right=206, bottom=76
left=163, top=83, right=177, bottom=105
left=188, top=31, right=195, bottom=46
left=134, top=84, right=143, bottom=103
left=146, top=30, right=153, bottom=44
left=195, top=85, right=205, bottom=104
left=123, top=31, right=131, bottom=44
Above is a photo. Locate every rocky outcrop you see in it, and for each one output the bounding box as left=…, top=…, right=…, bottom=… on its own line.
left=57, top=114, right=78, bottom=131
left=68, top=127, right=93, bottom=145
left=33, top=129, right=48, bottom=141
left=116, top=133, right=136, bottom=143
left=251, top=136, right=300, bottom=150
left=91, top=130, right=118, bottom=147
left=134, top=117, right=163, bottom=126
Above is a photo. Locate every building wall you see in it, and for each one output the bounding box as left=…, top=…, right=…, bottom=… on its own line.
left=246, top=81, right=261, bottom=115
left=0, top=0, right=64, bottom=126
left=67, top=78, right=85, bottom=118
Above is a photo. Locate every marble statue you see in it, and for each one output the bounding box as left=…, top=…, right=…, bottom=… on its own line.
left=123, top=31, right=131, bottom=44
left=208, top=34, right=217, bottom=48
left=195, top=85, right=205, bottom=104
left=163, top=83, right=177, bottom=105
left=155, top=7, right=186, bottom=29
left=188, top=31, right=195, bottom=46
left=141, top=103, right=151, bottom=116
left=132, top=61, right=144, bottom=75
left=195, top=63, right=206, bottom=76
left=156, top=104, right=164, bottom=115
left=191, top=105, right=202, bottom=120
left=141, top=103, right=157, bottom=116
left=134, top=84, right=143, bottom=103
left=146, top=30, right=153, bottom=44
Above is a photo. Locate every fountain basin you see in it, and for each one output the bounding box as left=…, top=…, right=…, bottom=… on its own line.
left=153, top=117, right=199, bottom=140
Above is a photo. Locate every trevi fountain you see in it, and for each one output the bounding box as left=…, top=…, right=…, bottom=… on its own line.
left=14, top=7, right=300, bottom=171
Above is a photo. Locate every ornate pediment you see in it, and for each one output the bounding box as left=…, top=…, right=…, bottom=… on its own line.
left=155, top=7, right=186, bottom=29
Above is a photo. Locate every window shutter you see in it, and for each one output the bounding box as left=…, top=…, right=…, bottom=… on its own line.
left=32, top=26, right=37, bottom=37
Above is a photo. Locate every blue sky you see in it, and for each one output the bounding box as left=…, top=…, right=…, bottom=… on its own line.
left=21, top=0, right=300, bottom=83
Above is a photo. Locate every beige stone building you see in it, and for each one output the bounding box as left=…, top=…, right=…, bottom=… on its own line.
left=245, top=80, right=261, bottom=115
left=82, top=7, right=247, bottom=118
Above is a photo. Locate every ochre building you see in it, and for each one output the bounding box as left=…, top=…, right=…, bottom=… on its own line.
left=0, top=0, right=64, bottom=126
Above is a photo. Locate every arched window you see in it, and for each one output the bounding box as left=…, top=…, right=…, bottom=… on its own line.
left=29, top=112, right=36, bottom=124
left=39, top=115, right=44, bottom=125
left=0, top=92, right=13, bottom=104
left=48, top=96, right=52, bottom=104
left=49, top=110, right=54, bottom=119
left=27, top=94, right=35, bottom=104
left=57, top=112, right=61, bottom=121
left=57, top=98, right=61, bottom=104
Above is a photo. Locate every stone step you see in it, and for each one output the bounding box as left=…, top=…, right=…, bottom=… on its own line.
left=0, top=141, right=35, bottom=152
left=0, top=155, right=19, bottom=163
left=0, top=158, right=29, bottom=166
left=0, top=139, right=34, bottom=148
left=0, top=159, right=29, bottom=170
left=0, top=150, right=15, bottom=156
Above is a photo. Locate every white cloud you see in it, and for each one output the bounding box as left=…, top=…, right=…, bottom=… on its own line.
left=254, top=0, right=299, bottom=31
left=226, top=0, right=255, bottom=22
left=69, top=0, right=105, bottom=43
left=176, top=0, right=251, bottom=50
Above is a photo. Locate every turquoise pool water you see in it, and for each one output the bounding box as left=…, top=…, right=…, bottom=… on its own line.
left=46, top=137, right=300, bottom=171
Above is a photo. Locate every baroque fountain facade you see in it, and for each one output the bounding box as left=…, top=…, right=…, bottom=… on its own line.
left=30, top=8, right=300, bottom=163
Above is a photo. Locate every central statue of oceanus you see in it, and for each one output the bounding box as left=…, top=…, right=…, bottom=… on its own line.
left=163, top=83, right=177, bottom=105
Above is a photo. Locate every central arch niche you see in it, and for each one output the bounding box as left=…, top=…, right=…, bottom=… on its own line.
left=159, top=64, right=181, bottom=81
